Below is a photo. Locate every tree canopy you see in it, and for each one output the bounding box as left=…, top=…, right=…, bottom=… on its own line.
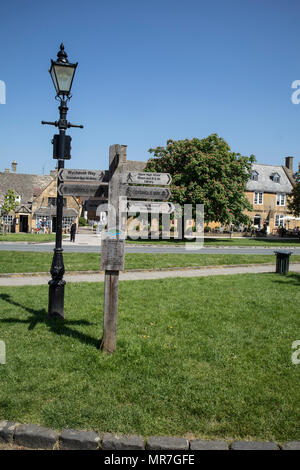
left=146, top=134, right=255, bottom=225
left=288, top=172, right=300, bottom=216
left=2, top=189, right=18, bottom=214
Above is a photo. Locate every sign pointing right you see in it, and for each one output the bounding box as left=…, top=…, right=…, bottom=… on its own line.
left=122, top=171, right=172, bottom=185
left=121, top=200, right=175, bottom=214
left=123, top=185, right=171, bottom=200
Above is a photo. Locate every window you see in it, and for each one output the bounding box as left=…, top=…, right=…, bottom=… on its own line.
left=48, top=197, right=66, bottom=207
left=2, top=215, right=13, bottom=225
left=275, top=214, right=284, bottom=227
left=63, top=217, right=76, bottom=230
left=276, top=193, right=286, bottom=206
left=254, top=192, right=263, bottom=204
left=251, top=170, right=258, bottom=181
left=271, top=173, right=280, bottom=183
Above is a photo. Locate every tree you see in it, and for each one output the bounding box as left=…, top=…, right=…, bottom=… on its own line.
left=287, top=172, right=300, bottom=216
left=1, top=189, right=18, bottom=233
left=146, top=134, right=256, bottom=225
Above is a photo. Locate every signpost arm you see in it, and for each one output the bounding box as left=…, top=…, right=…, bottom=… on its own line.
left=100, top=144, right=126, bottom=353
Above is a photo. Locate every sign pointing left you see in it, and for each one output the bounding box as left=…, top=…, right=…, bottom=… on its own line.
left=58, top=183, right=108, bottom=198
left=59, top=169, right=108, bottom=182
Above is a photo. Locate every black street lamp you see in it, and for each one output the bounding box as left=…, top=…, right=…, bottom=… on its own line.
left=42, top=43, right=83, bottom=319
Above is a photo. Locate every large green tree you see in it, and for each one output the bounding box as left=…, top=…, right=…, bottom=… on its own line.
left=146, top=134, right=255, bottom=225
left=1, top=189, right=18, bottom=233
left=287, top=172, right=300, bottom=216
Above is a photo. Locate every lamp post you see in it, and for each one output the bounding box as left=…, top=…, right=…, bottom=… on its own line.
left=42, top=43, right=83, bottom=319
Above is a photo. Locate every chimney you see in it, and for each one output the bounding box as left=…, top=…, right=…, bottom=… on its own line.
left=285, top=156, right=293, bottom=172
left=121, top=145, right=127, bottom=162
left=4, top=168, right=9, bottom=173
left=11, top=160, right=17, bottom=173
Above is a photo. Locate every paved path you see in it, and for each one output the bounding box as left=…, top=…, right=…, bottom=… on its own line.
left=1, top=263, right=300, bottom=286
left=1, top=232, right=300, bottom=254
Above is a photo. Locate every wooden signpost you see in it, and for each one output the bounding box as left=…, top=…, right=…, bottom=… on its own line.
left=58, top=183, right=108, bottom=198
left=100, top=144, right=126, bottom=354
left=59, top=168, right=108, bottom=183
left=123, top=186, right=171, bottom=200
left=58, top=169, right=108, bottom=200
left=123, top=200, right=175, bottom=214
left=122, top=171, right=171, bottom=186
left=100, top=145, right=173, bottom=354
left=85, top=199, right=108, bottom=211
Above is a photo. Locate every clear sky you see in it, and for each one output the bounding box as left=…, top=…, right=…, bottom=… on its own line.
left=1, top=0, right=300, bottom=175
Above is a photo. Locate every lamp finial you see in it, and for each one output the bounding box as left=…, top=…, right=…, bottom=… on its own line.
left=57, top=43, right=68, bottom=63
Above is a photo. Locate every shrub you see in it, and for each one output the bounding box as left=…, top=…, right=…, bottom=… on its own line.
left=79, top=217, right=88, bottom=226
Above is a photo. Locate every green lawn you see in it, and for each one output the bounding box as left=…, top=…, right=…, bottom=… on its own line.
left=1, top=251, right=300, bottom=274
left=127, top=237, right=300, bottom=246
left=1, top=233, right=299, bottom=247
left=0, top=233, right=62, bottom=242
left=0, top=273, right=299, bottom=441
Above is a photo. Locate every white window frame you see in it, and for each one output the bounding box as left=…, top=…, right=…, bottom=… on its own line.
left=275, top=214, right=284, bottom=227
left=276, top=193, right=286, bottom=206
left=63, top=217, right=76, bottom=230
left=251, top=170, right=258, bottom=181
left=272, top=173, right=280, bottom=183
left=254, top=192, right=263, bottom=205
left=2, top=215, right=13, bottom=225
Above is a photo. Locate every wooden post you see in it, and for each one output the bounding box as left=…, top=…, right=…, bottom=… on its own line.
left=100, top=144, right=126, bottom=353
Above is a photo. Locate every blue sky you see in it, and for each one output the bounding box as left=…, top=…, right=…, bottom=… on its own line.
left=1, top=0, right=300, bottom=175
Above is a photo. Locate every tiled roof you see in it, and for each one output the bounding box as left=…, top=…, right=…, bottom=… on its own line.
left=0, top=173, right=53, bottom=206
left=34, top=207, right=78, bottom=217
left=246, top=164, right=293, bottom=193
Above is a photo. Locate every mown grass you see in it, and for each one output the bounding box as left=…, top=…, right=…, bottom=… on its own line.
left=127, top=237, right=300, bottom=246
left=1, top=232, right=299, bottom=246
left=0, top=234, right=64, bottom=242
left=0, top=273, right=299, bottom=441
left=1, top=251, right=300, bottom=274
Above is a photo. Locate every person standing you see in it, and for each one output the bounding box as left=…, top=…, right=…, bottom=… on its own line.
left=70, top=222, right=77, bottom=242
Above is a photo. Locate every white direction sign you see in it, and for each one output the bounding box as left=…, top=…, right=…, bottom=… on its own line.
left=58, top=183, right=108, bottom=198
left=122, top=171, right=171, bottom=185
left=59, top=169, right=108, bottom=183
left=122, top=200, right=175, bottom=214
left=123, top=185, right=171, bottom=200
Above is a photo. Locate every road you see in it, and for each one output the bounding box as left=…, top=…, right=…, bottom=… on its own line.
left=0, top=242, right=299, bottom=255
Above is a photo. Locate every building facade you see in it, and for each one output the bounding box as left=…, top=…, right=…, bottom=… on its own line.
left=1, top=155, right=298, bottom=234
left=244, top=157, right=296, bottom=233
left=0, top=162, right=81, bottom=233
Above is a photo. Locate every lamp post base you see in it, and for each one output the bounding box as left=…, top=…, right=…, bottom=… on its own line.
left=48, top=279, right=66, bottom=319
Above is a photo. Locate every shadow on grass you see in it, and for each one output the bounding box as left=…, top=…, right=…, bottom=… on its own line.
left=271, top=273, right=300, bottom=286
left=0, top=293, right=100, bottom=349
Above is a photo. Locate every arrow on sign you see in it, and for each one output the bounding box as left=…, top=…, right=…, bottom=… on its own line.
left=58, top=183, right=108, bottom=198
left=123, top=185, right=171, bottom=200
left=122, top=171, right=172, bottom=185
left=121, top=201, right=175, bottom=214
left=59, top=169, right=108, bottom=183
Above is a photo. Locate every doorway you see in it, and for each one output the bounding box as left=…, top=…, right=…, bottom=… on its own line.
left=253, top=215, right=261, bottom=229
left=19, top=215, right=28, bottom=233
